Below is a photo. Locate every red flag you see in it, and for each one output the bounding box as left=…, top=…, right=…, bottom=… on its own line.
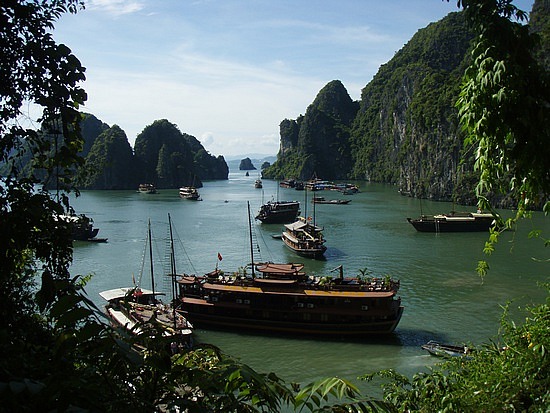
left=217, top=252, right=223, bottom=261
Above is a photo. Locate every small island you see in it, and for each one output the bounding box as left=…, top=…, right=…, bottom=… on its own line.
left=239, top=157, right=256, bottom=170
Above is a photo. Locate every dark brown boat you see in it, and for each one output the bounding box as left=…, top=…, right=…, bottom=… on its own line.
left=176, top=263, right=403, bottom=336
left=407, top=211, right=496, bottom=232
left=255, top=200, right=300, bottom=224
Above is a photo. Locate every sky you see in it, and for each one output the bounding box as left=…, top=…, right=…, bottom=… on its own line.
left=52, top=0, right=535, bottom=158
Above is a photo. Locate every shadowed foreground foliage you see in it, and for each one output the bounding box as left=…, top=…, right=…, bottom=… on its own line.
left=363, top=288, right=550, bottom=412
left=1, top=0, right=548, bottom=412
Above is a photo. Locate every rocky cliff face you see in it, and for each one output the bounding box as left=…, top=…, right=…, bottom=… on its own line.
left=263, top=80, right=359, bottom=180
left=264, top=13, right=473, bottom=201
left=265, top=4, right=548, bottom=206
left=352, top=12, right=474, bottom=201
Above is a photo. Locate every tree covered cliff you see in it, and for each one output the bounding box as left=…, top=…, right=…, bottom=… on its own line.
left=76, top=116, right=228, bottom=189
left=263, top=6, right=549, bottom=206
left=263, top=80, right=359, bottom=181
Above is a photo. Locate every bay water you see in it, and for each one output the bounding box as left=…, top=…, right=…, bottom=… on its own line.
left=69, top=170, right=548, bottom=394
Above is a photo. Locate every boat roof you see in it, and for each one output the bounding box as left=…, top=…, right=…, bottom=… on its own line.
left=284, top=220, right=323, bottom=231
left=255, top=262, right=305, bottom=274
left=267, top=200, right=299, bottom=205
left=99, top=287, right=164, bottom=301
left=254, top=278, right=298, bottom=285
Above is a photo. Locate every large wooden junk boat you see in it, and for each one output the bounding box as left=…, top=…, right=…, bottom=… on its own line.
left=176, top=202, right=402, bottom=336
left=176, top=263, right=403, bottom=336
left=281, top=217, right=327, bottom=259
left=407, top=211, right=496, bottom=232
left=255, top=200, right=300, bottom=224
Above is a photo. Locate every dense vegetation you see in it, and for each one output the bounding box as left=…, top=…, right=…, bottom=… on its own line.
left=263, top=80, right=359, bottom=181
left=0, top=1, right=547, bottom=412
left=0, top=111, right=228, bottom=190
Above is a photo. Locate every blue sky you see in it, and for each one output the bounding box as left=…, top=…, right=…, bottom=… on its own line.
left=53, top=0, right=534, bottom=157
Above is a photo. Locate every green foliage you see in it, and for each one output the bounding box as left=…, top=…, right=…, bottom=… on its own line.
left=363, top=288, right=550, bottom=412
left=77, top=124, right=135, bottom=189
left=294, top=377, right=391, bottom=413
left=454, top=0, right=550, bottom=276
left=457, top=0, right=550, bottom=211
left=131, top=119, right=228, bottom=188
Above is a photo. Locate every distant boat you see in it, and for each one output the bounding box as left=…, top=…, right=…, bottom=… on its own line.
left=138, top=183, right=157, bottom=194
left=255, top=200, right=300, bottom=224
left=312, top=196, right=351, bottom=205
left=254, top=178, right=263, bottom=188
left=407, top=211, right=496, bottom=232
left=421, top=341, right=473, bottom=358
left=279, top=179, right=296, bottom=188
left=281, top=217, right=327, bottom=259
left=179, top=186, right=201, bottom=200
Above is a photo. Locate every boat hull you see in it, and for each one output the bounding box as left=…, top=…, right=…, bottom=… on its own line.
left=255, top=201, right=300, bottom=224
left=180, top=298, right=403, bottom=337
left=281, top=236, right=327, bottom=259
left=178, top=267, right=404, bottom=337
left=407, top=213, right=495, bottom=232
left=257, top=212, right=299, bottom=224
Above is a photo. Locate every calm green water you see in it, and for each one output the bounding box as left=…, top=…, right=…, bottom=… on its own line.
left=70, top=171, right=548, bottom=392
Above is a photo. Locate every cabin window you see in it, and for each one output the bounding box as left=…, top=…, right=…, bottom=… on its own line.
left=307, top=303, right=314, bottom=309
left=236, top=299, right=242, bottom=304
left=361, top=305, right=369, bottom=311
left=244, top=299, right=250, bottom=304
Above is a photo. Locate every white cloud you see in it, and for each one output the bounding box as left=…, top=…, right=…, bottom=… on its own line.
left=86, top=0, right=144, bottom=16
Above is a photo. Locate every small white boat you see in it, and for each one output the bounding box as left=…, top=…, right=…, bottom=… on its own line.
left=179, top=186, right=201, bottom=200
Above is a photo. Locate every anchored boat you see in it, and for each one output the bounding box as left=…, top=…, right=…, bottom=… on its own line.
left=255, top=200, right=300, bottom=224
left=177, top=263, right=403, bottom=337
left=407, top=211, right=496, bottom=232
left=176, top=202, right=403, bottom=336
